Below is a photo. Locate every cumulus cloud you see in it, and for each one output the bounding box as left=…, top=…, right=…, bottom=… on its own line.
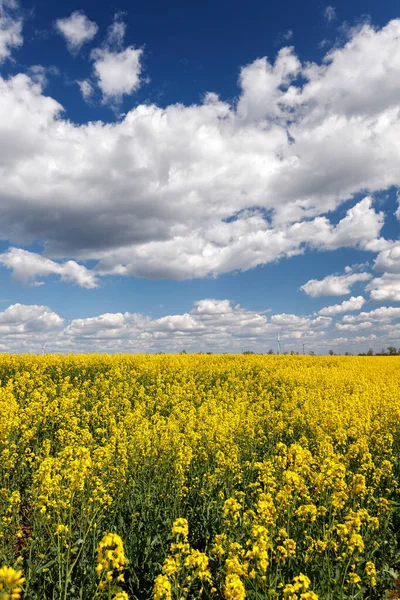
left=374, top=242, right=400, bottom=273
left=1, top=19, right=400, bottom=281
left=301, top=269, right=372, bottom=297
left=0, top=0, right=23, bottom=62
left=49, top=298, right=334, bottom=353
left=0, top=303, right=63, bottom=335
left=91, top=46, right=142, bottom=101
left=90, top=15, right=143, bottom=102
left=318, top=295, right=365, bottom=316
left=335, top=305, right=400, bottom=339
left=64, top=299, right=274, bottom=346
left=0, top=298, right=398, bottom=354
left=55, top=10, right=98, bottom=53
left=335, top=321, right=372, bottom=332
left=0, top=248, right=98, bottom=288
left=366, top=273, right=400, bottom=302
left=0, top=299, right=331, bottom=353
left=92, top=197, right=383, bottom=280
left=341, top=306, right=400, bottom=323
left=329, top=334, right=377, bottom=346
left=270, top=313, right=331, bottom=330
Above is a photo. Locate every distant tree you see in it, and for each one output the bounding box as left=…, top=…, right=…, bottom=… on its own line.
left=387, top=346, right=397, bottom=356
left=242, top=350, right=255, bottom=355
left=328, top=349, right=335, bottom=356
left=367, top=348, right=374, bottom=356
left=344, top=351, right=350, bottom=356
left=309, top=351, right=315, bottom=356
left=268, top=349, right=274, bottom=354
left=180, top=349, right=187, bottom=354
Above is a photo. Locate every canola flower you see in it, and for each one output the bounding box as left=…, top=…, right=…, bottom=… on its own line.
left=0, top=354, right=399, bottom=598
left=96, top=532, right=128, bottom=598
left=0, top=566, right=25, bottom=600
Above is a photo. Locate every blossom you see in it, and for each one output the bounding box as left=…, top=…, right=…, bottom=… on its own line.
left=0, top=566, right=25, bottom=600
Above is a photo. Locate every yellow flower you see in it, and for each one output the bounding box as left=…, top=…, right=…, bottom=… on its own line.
left=2, top=353, right=400, bottom=596
left=348, top=572, right=361, bottom=586
left=223, top=498, right=242, bottom=522
left=171, top=518, right=189, bottom=539
left=154, top=574, right=172, bottom=600
left=96, top=533, right=128, bottom=581
left=0, top=566, right=25, bottom=600
left=224, top=573, right=246, bottom=600
left=55, top=524, right=69, bottom=535
left=365, top=561, right=377, bottom=587
left=284, top=573, right=316, bottom=598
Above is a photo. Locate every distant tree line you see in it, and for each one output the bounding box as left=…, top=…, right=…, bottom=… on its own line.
left=164, top=347, right=400, bottom=356
left=356, top=346, right=400, bottom=356
left=328, top=346, right=400, bottom=356
left=243, top=347, right=400, bottom=356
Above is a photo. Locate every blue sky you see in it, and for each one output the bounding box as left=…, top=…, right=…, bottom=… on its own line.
left=0, top=0, right=400, bottom=353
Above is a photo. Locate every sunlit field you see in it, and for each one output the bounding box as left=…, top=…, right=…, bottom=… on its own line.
left=1, top=354, right=400, bottom=600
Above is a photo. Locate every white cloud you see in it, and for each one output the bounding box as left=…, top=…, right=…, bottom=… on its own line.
left=237, top=49, right=301, bottom=121
left=91, top=46, right=143, bottom=101
left=0, top=248, right=98, bottom=288
left=324, top=6, right=336, bottom=22
left=301, top=270, right=372, bottom=297
left=0, top=0, right=22, bottom=62
left=0, top=303, right=63, bottom=336
left=89, top=14, right=143, bottom=102
left=270, top=313, right=331, bottom=333
left=336, top=321, right=372, bottom=332
left=366, top=273, right=400, bottom=302
left=318, top=295, right=365, bottom=316
left=105, top=15, right=126, bottom=47
left=342, top=306, right=400, bottom=322
left=62, top=298, right=274, bottom=351
left=0, top=298, right=330, bottom=352
left=336, top=306, right=400, bottom=340
left=77, top=79, right=94, bottom=101
left=55, top=10, right=98, bottom=54
left=28, top=65, right=49, bottom=87
left=93, top=197, right=383, bottom=280
left=328, top=334, right=377, bottom=346
left=57, top=298, right=333, bottom=353
left=1, top=19, right=400, bottom=281
left=374, top=242, right=400, bottom=273
left=0, top=298, right=398, bottom=354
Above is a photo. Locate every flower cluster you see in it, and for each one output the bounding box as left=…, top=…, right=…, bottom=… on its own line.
left=0, top=353, right=399, bottom=598
left=96, top=533, right=128, bottom=588
left=0, top=566, right=25, bottom=600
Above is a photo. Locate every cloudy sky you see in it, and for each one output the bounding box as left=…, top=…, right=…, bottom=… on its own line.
left=0, top=0, right=400, bottom=354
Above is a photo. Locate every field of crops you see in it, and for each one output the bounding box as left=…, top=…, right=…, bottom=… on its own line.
left=1, top=354, right=400, bottom=600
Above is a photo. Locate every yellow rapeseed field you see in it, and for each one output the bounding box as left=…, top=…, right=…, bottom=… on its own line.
left=1, top=354, right=400, bottom=600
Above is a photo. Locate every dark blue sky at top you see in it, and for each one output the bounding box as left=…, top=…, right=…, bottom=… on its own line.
left=7, top=0, right=400, bottom=123
left=1, top=0, right=400, bottom=333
